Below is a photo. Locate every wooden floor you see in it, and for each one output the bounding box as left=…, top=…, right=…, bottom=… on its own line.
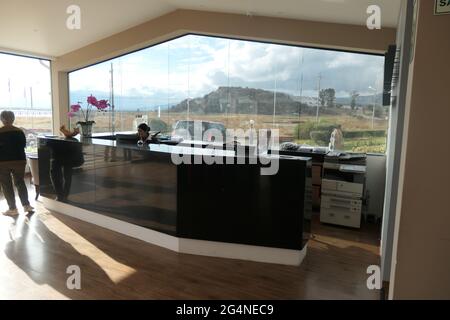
left=0, top=185, right=381, bottom=299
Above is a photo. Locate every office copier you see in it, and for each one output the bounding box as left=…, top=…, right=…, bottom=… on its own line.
left=320, top=152, right=366, bottom=228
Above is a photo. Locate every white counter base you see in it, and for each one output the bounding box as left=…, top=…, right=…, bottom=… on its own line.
left=43, top=198, right=307, bottom=266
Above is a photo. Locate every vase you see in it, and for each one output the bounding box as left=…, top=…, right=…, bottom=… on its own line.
left=78, top=122, right=94, bottom=138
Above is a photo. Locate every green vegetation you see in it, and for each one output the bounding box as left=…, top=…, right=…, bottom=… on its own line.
left=293, top=119, right=387, bottom=153
left=319, top=88, right=336, bottom=108
left=350, top=90, right=359, bottom=110
left=293, top=121, right=338, bottom=140
left=343, top=130, right=386, bottom=139
left=343, top=136, right=387, bottom=153
left=296, top=136, right=386, bottom=153
left=310, top=130, right=332, bottom=145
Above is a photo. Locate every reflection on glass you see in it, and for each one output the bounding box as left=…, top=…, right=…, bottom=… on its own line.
left=69, top=34, right=386, bottom=153
left=49, top=139, right=84, bottom=202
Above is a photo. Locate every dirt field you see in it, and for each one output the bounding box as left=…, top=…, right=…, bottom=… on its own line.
left=85, top=111, right=388, bottom=135
left=15, top=110, right=389, bottom=153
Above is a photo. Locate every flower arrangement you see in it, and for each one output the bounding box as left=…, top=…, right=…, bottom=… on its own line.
left=69, top=94, right=110, bottom=124
left=68, top=95, right=110, bottom=137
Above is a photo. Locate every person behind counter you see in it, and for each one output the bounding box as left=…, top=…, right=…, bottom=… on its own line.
left=137, top=123, right=152, bottom=144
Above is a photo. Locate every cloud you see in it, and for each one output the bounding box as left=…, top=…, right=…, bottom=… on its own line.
left=0, top=53, right=51, bottom=109
left=1, top=35, right=384, bottom=112
left=69, top=34, right=385, bottom=103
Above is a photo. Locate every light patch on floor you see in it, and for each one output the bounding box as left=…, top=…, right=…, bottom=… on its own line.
left=1, top=184, right=381, bottom=299
left=42, top=213, right=137, bottom=284
left=1, top=190, right=135, bottom=290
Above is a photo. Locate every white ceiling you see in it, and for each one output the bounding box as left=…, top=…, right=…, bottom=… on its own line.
left=0, top=0, right=401, bottom=58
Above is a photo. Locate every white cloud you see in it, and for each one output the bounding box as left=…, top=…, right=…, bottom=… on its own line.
left=0, top=54, right=51, bottom=109
left=69, top=34, right=384, bottom=103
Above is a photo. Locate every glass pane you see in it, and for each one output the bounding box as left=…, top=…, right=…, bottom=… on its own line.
left=0, top=53, right=52, bottom=152
left=69, top=61, right=112, bottom=133
left=295, top=49, right=386, bottom=153
left=68, top=34, right=386, bottom=153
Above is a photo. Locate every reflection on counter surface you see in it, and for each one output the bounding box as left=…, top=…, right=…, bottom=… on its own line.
left=38, top=134, right=312, bottom=251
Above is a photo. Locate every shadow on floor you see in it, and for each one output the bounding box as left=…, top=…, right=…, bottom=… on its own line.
left=3, top=212, right=118, bottom=299
left=9, top=210, right=381, bottom=299
left=2, top=184, right=382, bottom=300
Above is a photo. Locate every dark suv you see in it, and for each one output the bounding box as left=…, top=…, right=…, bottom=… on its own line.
left=172, top=120, right=227, bottom=142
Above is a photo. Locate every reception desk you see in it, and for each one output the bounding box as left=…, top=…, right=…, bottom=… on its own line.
left=38, top=135, right=312, bottom=265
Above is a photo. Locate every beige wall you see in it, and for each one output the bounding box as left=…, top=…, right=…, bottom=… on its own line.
left=51, top=9, right=396, bottom=132
left=390, top=0, right=450, bottom=299
left=55, top=9, right=396, bottom=71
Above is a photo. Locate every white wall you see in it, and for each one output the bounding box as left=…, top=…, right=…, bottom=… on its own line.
left=380, top=0, right=414, bottom=283
left=389, top=0, right=450, bottom=299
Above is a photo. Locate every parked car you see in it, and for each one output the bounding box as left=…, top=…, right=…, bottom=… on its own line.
left=172, top=120, right=227, bottom=142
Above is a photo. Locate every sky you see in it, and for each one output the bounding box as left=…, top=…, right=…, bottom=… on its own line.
left=69, top=34, right=384, bottom=110
left=0, top=34, right=384, bottom=111
left=0, top=53, right=51, bottom=110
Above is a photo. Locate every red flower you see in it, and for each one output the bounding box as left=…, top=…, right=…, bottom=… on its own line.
left=68, top=95, right=110, bottom=121
left=87, top=95, right=98, bottom=107
left=96, top=99, right=110, bottom=110
left=70, top=104, right=81, bottom=112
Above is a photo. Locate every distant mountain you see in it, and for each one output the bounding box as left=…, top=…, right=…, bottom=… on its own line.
left=170, top=86, right=306, bottom=115
left=69, top=88, right=383, bottom=113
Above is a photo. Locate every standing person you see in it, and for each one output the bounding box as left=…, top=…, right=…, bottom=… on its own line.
left=0, top=110, right=34, bottom=216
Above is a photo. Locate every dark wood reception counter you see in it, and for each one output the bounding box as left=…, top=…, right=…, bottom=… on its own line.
left=37, top=135, right=312, bottom=265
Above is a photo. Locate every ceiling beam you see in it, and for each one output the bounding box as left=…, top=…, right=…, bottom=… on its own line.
left=0, top=46, right=55, bottom=61
left=54, top=9, right=396, bottom=72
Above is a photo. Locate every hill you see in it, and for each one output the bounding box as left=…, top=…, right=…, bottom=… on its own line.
left=170, top=86, right=307, bottom=115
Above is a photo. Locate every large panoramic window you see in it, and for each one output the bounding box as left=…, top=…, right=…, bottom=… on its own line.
left=0, top=52, right=52, bottom=151
left=69, top=34, right=386, bottom=153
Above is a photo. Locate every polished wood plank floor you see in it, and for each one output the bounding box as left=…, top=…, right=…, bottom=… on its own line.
left=0, top=187, right=381, bottom=299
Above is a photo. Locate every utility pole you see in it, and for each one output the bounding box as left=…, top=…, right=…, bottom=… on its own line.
left=272, top=58, right=278, bottom=127
left=30, top=87, right=34, bottom=130
left=8, top=78, right=12, bottom=106
left=316, top=73, right=322, bottom=123
left=369, top=86, right=376, bottom=129
left=110, top=62, right=115, bottom=135
left=187, top=36, right=191, bottom=121
left=273, top=75, right=277, bottom=127
left=29, top=87, right=33, bottom=108
left=298, top=49, right=304, bottom=122
left=372, top=92, right=376, bottom=129
left=187, top=98, right=190, bottom=121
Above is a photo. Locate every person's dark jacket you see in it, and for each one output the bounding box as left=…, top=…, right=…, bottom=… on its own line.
left=0, top=126, right=26, bottom=162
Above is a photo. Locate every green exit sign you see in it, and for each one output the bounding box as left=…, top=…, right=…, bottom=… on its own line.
left=435, top=0, right=450, bottom=15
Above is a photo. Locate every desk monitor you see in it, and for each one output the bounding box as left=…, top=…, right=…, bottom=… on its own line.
left=116, top=133, right=138, bottom=142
